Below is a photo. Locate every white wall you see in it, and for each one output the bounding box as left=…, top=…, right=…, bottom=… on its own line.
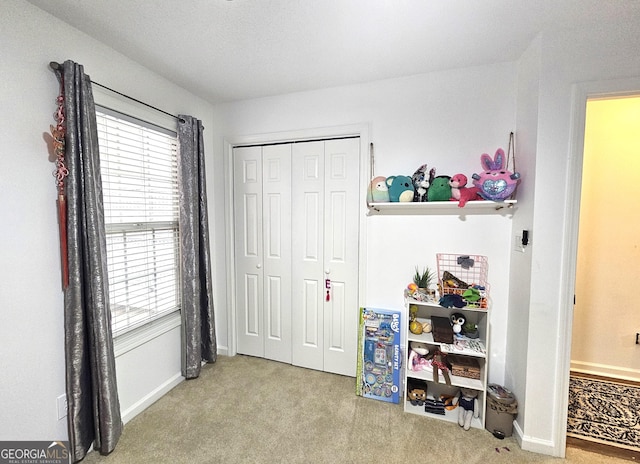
left=213, top=63, right=518, bottom=385
left=516, top=20, right=640, bottom=456
left=506, top=33, right=540, bottom=446
left=0, top=0, right=216, bottom=442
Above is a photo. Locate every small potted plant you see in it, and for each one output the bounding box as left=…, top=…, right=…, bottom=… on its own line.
left=413, top=266, right=435, bottom=299
left=462, top=321, right=479, bottom=339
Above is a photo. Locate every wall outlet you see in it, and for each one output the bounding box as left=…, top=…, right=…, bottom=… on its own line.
left=514, top=235, right=526, bottom=253
left=57, top=394, right=67, bottom=420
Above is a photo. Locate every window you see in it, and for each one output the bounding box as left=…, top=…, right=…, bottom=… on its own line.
left=96, top=107, right=180, bottom=337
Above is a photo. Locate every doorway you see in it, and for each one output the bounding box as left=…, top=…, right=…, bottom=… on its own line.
left=567, top=95, right=640, bottom=455
left=571, top=95, right=640, bottom=379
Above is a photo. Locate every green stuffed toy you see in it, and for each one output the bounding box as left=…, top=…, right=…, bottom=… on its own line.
left=427, top=175, right=452, bottom=201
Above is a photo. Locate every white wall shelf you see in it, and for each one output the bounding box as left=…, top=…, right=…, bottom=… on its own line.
left=367, top=200, right=517, bottom=215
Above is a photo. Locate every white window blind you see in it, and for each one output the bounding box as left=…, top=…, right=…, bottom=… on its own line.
left=96, top=108, right=180, bottom=337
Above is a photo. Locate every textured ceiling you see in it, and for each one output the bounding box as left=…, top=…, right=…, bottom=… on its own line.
left=26, top=0, right=640, bottom=104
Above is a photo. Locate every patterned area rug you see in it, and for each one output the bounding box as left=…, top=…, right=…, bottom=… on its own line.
left=567, top=374, right=640, bottom=450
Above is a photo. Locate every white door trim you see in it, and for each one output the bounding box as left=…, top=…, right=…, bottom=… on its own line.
left=557, top=77, right=640, bottom=456
left=224, top=123, right=371, bottom=358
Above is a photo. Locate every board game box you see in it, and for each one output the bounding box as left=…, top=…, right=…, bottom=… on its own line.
left=356, top=307, right=403, bottom=403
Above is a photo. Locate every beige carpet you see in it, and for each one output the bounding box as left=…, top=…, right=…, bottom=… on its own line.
left=82, top=355, right=625, bottom=463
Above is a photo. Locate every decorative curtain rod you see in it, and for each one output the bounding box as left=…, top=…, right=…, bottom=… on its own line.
left=49, top=61, right=185, bottom=124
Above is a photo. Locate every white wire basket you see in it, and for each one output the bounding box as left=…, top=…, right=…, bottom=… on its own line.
left=436, top=254, right=489, bottom=309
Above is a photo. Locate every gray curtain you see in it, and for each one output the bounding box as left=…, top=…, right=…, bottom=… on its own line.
left=177, top=115, right=217, bottom=379
left=54, top=60, right=122, bottom=462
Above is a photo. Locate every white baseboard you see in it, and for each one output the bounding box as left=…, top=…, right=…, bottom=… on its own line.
left=519, top=430, right=561, bottom=457
left=120, top=348, right=227, bottom=424
left=513, top=419, right=524, bottom=447
left=570, top=360, right=640, bottom=382
left=513, top=415, right=564, bottom=457
left=120, top=372, right=184, bottom=424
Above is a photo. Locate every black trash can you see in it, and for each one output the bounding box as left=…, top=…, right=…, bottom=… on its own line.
left=485, top=384, right=517, bottom=438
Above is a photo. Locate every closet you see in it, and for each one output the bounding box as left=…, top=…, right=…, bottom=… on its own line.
left=233, top=138, right=360, bottom=376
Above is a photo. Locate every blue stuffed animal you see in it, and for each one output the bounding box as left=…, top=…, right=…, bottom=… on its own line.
left=386, top=175, right=415, bottom=202
left=439, top=294, right=466, bottom=308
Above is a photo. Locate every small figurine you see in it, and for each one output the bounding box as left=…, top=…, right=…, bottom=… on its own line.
left=450, top=312, right=466, bottom=335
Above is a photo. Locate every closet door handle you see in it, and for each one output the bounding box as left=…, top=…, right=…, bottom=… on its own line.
left=256, top=264, right=262, bottom=269
left=325, top=268, right=331, bottom=275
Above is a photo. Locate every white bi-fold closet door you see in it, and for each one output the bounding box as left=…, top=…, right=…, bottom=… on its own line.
left=233, top=138, right=360, bottom=377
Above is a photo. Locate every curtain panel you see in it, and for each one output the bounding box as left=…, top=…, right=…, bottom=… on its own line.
left=177, top=116, right=217, bottom=379
left=53, top=60, right=122, bottom=462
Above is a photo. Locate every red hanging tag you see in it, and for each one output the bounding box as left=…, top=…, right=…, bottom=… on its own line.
left=325, top=279, right=331, bottom=302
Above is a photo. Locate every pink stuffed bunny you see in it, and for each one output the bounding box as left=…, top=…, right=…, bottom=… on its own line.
left=471, top=148, right=521, bottom=201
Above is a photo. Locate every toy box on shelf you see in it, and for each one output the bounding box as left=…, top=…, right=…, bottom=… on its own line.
left=436, top=253, right=489, bottom=309
left=356, top=307, right=403, bottom=404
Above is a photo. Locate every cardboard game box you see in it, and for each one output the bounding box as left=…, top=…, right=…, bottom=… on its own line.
left=356, top=307, right=403, bottom=403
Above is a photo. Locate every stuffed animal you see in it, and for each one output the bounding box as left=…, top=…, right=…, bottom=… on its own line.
left=367, top=176, right=390, bottom=203
left=427, top=175, right=452, bottom=202
left=408, top=341, right=430, bottom=371
left=427, top=349, right=451, bottom=385
left=439, top=294, right=466, bottom=308
left=386, top=175, right=415, bottom=202
left=462, top=288, right=481, bottom=304
left=408, top=386, right=427, bottom=406
left=452, top=388, right=479, bottom=430
left=472, top=148, right=521, bottom=201
left=449, top=173, right=481, bottom=207
left=450, top=313, right=466, bottom=335
left=411, top=164, right=436, bottom=202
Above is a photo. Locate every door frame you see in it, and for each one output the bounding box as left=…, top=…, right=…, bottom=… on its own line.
left=223, top=123, right=371, bottom=358
left=557, top=77, right=640, bottom=455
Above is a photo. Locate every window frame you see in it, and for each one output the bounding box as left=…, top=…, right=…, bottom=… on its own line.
left=92, top=86, right=182, bottom=351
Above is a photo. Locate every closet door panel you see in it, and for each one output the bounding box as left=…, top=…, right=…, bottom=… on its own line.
left=266, top=275, right=283, bottom=339
left=244, top=274, right=260, bottom=336
left=292, top=141, right=325, bottom=371
left=234, top=146, right=264, bottom=357
left=302, top=279, right=320, bottom=346
left=262, top=144, right=292, bottom=363
left=327, top=280, right=346, bottom=350
left=322, top=138, right=360, bottom=376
